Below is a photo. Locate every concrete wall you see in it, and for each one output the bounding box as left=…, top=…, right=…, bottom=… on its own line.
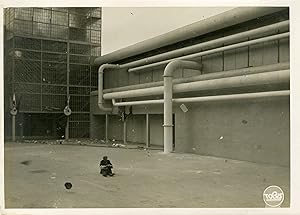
left=174, top=97, right=290, bottom=166
left=90, top=114, right=105, bottom=140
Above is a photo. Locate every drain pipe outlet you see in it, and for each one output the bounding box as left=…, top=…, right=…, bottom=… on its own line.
left=163, top=60, right=202, bottom=153
left=98, top=64, right=120, bottom=112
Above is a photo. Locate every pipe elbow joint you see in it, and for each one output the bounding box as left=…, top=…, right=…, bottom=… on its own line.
left=97, top=103, right=113, bottom=112
left=99, top=64, right=120, bottom=74
left=163, top=60, right=201, bottom=77
left=163, top=60, right=184, bottom=77
left=98, top=64, right=121, bottom=113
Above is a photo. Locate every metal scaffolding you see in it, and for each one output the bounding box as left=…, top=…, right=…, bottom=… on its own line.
left=4, top=7, right=101, bottom=139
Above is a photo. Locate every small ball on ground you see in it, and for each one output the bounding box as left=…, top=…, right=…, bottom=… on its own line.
left=64, top=182, right=72, bottom=190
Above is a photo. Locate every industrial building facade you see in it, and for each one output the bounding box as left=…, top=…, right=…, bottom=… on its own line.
left=90, top=7, right=290, bottom=166
left=4, top=7, right=101, bottom=139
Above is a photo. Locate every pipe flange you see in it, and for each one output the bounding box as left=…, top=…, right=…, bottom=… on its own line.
left=10, top=108, right=18, bottom=116
left=162, top=124, right=174, bottom=127
left=64, top=106, right=72, bottom=116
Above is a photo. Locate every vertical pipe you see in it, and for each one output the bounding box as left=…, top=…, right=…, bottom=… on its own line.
left=163, top=76, right=173, bottom=153
left=12, top=115, right=16, bottom=142
left=98, top=64, right=120, bottom=112
left=12, top=39, right=16, bottom=142
left=66, top=41, right=70, bottom=140
left=65, top=117, right=69, bottom=140
left=105, top=114, right=109, bottom=143
left=123, top=119, right=127, bottom=144
left=163, top=60, right=201, bottom=153
left=146, top=113, right=150, bottom=148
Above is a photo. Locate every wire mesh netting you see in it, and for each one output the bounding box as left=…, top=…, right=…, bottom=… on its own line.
left=91, top=66, right=98, bottom=87
left=42, top=40, right=67, bottom=53
left=42, top=62, right=67, bottom=85
left=13, top=19, right=33, bottom=36
left=14, top=8, right=33, bottom=20
left=42, top=52, right=67, bottom=63
left=14, top=59, right=41, bottom=83
left=70, top=43, right=91, bottom=55
left=14, top=37, right=41, bottom=50
left=69, top=121, right=89, bottom=138
left=91, top=46, right=101, bottom=57
left=51, top=10, right=68, bottom=26
left=42, top=95, right=66, bottom=111
left=69, top=113, right=90, bottom=138
left=70, top=113, right=90, bottom=121
left=69, top=86, right=90, bottom=95
left=69, top=96, right=90, bottom=112
left=13, top=49, right=41, bottom=60
left=4, top=7, right=101, bottom=138
left=70, top=54, right=91, bottom=64
left=18, top=93, right=41, bottom=111
left=15, top=83, right=41, bottom=94
left=5, top=8, right=101, bottom=44
left=42, top=85, right=67, bottom=95
left=69, top=64, right=90, bottom=86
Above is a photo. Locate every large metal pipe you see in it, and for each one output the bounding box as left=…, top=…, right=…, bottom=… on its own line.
left=163, top=60, right=202, bottom=153
left=98, top=64, right=120, bottom=112
left=94, top=7, right=286, bottom=66
left=128, top=32, right=289, bottom=72
left=119, top=20, right=289, bottom=70
left=175, top=70, right=289, bottom=93
left=173, top=90, right=289, bottom=103
left=111, top=90, right=289, bottom=107
left=112, top=98, right=163, bottom=106
left=97, top=28, right=289, bottom=112
left=100, top=63, right=289, bottom=94
left=104, top=70, right=290, bottom=100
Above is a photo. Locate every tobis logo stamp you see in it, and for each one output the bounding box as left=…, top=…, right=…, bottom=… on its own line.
left=263, top=185, right=284, bottom=207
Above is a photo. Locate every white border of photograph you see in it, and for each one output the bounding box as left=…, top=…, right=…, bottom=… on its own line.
left=0, top=0, right=299, bottom=215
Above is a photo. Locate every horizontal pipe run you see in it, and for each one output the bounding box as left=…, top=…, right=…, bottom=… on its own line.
left=119, top=20, right=289, bottom=69
left=99, top=63, right=290, bottom=94
left=175, top=69, right=289, bottom=94
left=94, top=7, right=286, bottom=66
left=128, top=32, right=289, bottom=73
left=173, top=90, right=290, bottom=103
left=112, top=99, right=163, bottom=106
left=111, top=90, right=289, bottom=107
left=103, top=70, right=290, bottom=100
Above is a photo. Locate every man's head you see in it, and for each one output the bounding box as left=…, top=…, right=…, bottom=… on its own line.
left=103, top=156, right=108, bottom=160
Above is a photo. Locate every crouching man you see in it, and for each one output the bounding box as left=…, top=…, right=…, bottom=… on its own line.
left=100, top=156, right=114, bottom=177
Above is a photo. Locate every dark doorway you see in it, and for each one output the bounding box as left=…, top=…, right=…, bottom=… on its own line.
left=21, top=113, right=67, bottom=139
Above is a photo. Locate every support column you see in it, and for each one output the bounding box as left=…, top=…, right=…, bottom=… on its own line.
left=12, top=115, right=16, bottom=142
left=146, top=113, right=150, bottom=148
left=65, top=41, right=70, bottom=140
left=65, top=117, right=69, bottom=140
left=123, top=119, right=127, bottom=144
left=105, top=114, right=109, bottom=143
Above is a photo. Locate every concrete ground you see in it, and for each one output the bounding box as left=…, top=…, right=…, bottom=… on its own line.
left=4, top=140, right=290, bottom=208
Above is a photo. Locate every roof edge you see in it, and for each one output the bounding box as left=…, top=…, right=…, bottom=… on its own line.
left=94, top=7, right=287, bottom=66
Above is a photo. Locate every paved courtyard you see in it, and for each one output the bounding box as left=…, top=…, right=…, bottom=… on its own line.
left=4, top=141, right=290, bottom=208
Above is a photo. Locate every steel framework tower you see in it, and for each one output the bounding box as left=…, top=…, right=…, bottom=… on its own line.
left=4, top=7, right=101, bottom=139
